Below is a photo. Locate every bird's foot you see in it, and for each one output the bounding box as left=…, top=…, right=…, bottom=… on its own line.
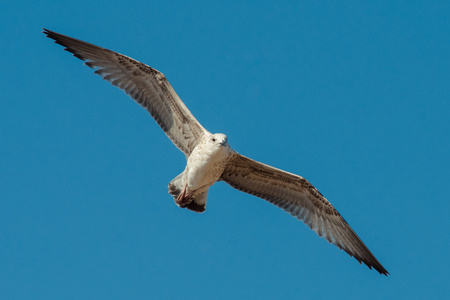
left=176, top=185, right=193, bottom=206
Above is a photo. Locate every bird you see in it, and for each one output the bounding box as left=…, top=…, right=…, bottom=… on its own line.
left=43, top=28, right=388, bottom=275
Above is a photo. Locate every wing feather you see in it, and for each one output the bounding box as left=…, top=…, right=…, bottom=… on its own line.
left=221, top=152, right=388, bottom=275
left=43, top=29, right=208, bottom=155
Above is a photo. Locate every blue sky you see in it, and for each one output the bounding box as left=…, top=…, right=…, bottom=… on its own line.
left=1, top=1, right=449, bottom=299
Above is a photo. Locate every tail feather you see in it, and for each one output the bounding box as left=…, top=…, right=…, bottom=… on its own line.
left=185, top=190, right=208, bottom=212
left=169, top=172, right=185, bottom=198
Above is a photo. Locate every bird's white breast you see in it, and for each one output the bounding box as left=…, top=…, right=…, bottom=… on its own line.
left=185, top=135, right=231, bottom=191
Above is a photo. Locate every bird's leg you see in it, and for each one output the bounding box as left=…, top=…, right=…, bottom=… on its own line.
left=176, top=184, right=193, bottom=206
left=176, top=186, right=186, bottom=203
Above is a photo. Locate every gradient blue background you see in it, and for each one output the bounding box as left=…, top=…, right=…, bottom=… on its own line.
left=1, top=1, right=449, bottom=299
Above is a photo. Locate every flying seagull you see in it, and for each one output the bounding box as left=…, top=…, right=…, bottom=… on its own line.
left=43, top=28, right=388, bottom=275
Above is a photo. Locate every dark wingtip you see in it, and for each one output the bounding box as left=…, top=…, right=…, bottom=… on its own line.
left=42, top=28, right=86, bottom=61
left=42, top=28, right=55, bottom=38
left=372, top=263, right=389, bottom=276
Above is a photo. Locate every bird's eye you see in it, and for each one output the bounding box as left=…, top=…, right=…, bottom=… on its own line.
left=212, top=138, right=216, bottom=142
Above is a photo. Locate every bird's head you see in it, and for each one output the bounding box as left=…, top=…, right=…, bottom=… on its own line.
left=210, top=133, right=228, bottom=147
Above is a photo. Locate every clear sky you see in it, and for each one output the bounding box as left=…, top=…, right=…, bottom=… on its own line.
left=1, top=1, right=449, bottom=299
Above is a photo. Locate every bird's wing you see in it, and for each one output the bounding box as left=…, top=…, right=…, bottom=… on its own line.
left=221, top=152, right=388, bottom=275
left=43, top=29, right=208, bottom=155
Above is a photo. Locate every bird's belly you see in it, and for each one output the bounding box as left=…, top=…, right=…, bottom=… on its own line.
left=186, top=159, right=226, bottom=191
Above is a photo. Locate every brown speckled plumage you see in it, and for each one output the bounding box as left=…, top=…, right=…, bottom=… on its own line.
left=43, top=28, right=388, bottom=275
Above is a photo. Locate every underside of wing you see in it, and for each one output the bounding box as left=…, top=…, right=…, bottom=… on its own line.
left=43, top=29, right=208, bottom=155
left=221, top=152, right=388, bottom=275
